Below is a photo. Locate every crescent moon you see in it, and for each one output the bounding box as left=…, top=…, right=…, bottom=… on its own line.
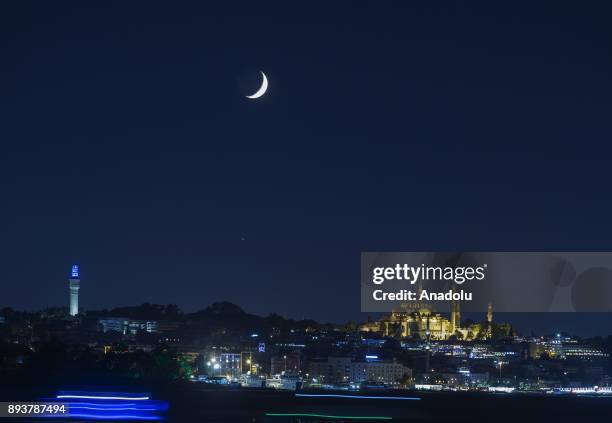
left=246, top=71, right=268, bottom=99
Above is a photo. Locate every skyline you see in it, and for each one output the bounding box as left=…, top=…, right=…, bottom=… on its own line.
left=2, top=261, right=611, bottom=338
left=2, top=2, right=612, bottom=336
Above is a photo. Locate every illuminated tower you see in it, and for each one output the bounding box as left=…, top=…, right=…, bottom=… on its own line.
left=68, top=264, right=80, bottom=316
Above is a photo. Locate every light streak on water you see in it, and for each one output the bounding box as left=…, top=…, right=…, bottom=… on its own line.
left=295, top=393, right=421, bottom=400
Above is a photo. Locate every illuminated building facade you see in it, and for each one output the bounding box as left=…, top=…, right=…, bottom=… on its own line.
left=218, top=353, right=242, bottom=379
left=99, top=318, right=158, bottom=335
left=308, top=356, right=411, bottom=384
left=562, top=345, right=609, bottom=359
left=350, top=359, right=411, bottom=384
left=360, top=300, right=493, bottom=341
left=534, top=334, right=609, bottom=360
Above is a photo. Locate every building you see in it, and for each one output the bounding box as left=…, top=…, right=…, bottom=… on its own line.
left=309, top=357, right=352, bottom=383
left=360, top=299, right=493, bottom=341
left=308, top=356, right=411, bottom=385
left=562, top=345, right=609, bottom=360
left=533, top=335, right=609, bottom=360
left=217, top=353, right=242, bottom=379
left=98, top=318, right=158, bottom=335
left=68, top=264, right=80, bottom=316
left=350, top=359, right=411, bottom=384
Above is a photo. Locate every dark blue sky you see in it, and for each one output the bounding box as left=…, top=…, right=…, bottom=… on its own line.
left=1, top=2, right=612, bottom=335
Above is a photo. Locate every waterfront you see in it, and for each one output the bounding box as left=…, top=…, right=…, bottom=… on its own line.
left=2, top=384, right=611, bottom=422
left=168, top=386, right=612, bottom=422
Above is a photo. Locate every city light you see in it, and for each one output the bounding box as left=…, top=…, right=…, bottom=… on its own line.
left=295, top=393, right=421, bottom=400
left=71, top=264, right=79, bottom=278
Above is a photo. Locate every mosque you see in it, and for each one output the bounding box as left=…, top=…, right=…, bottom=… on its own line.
left=360, top=294, right=494, bottom=341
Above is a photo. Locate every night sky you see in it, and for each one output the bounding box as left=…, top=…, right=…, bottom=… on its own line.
left=2, top=2, right=612, bottom=336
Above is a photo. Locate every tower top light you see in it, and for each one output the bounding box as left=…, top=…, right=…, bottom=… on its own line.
left=71, top=264, right=79, bottom=279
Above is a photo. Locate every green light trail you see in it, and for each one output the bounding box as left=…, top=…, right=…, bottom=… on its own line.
left=265, top=412, right=392, bottom=420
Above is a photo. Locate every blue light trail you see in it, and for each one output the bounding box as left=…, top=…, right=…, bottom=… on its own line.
left=56, top=394, right=150, bottom=400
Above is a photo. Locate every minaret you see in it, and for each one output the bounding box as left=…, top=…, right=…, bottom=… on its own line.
left=69, top=264, right=80, bottom=316
left=486, top=302, right=493, bottom=338
left=453, top=301, right=461, bottom=331
left=450, top=285, right=461, bottom=333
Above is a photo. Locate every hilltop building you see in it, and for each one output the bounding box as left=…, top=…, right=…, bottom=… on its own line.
left=360, top=296, right=494, bottom=341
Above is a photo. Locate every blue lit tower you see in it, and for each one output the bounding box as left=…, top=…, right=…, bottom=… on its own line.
left=69, top=264, right=80, bottom=316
